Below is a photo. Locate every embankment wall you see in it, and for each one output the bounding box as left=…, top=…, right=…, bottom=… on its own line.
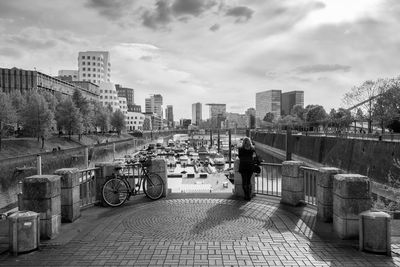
left=252, top=132, right=400, bottom=186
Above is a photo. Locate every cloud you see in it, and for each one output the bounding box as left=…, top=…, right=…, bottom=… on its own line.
left=171, top=0, right=216, bottom=17
left=209, top=23, right=220, bottom=31
left=85, top=0, right=135, bottom=21
left=294, top=64, right=352, bottom=74
left=142, top=0, right=173, bottom=29
left=225, top=6, right=254, bottom=23
left=140, top=55, right=153, bottom=61
left=0, top=47, right=22, bottom=58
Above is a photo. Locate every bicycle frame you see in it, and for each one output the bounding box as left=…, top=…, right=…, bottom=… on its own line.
left=114, top=163, right=151, bottom=197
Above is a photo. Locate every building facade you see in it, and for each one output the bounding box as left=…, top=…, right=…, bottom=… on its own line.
left=0, top=67, right=99, bottom=101
left=126, top=111, right=145, bottom=131
left=118, top=97, right=128, bottom=115
left=245, top=108, right=256, bottom=129
left=225, top=112, right=247, bottom=129
left=192, top=102, right=202, bottom=126
left=166, top=105, right=174, bottom=128
left=207, top=103, right=226, bottom=129
left=98, top=82, right=119, bottom=111
left=255, top=90, right=282, bottom=122
left=57, top=70, right=79, bottom=81
left=281, top=91, right=304, bottom=116
left=78, top=51, right=111, bottom=85
left=115, top=84, right=134, bottom=109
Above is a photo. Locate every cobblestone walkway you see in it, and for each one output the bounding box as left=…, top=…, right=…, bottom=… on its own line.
left=1, top=196, right=399, bottom=266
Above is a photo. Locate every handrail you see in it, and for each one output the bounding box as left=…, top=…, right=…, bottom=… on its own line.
left=300, top=166, right=318, bottom=206
left=255, top=162, right=282, bottom=196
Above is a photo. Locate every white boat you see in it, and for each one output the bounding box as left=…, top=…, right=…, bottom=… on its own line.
left=179, top=155, right=189, bottom=166
left=167, top=156, right=177, bottom=167
left=213, top=153, right=225, bottom=166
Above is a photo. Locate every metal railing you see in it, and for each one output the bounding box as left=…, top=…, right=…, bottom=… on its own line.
left=255, top=163, right=282, bottom=196
left=79, top=167, right=98, bottom=208
left=300, top=166, right=318, bottom=206
left=117, top=163, right=144, bottom=195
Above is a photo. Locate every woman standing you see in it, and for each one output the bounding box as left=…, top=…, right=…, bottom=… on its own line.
left=238, top=137, right=256, bottom=200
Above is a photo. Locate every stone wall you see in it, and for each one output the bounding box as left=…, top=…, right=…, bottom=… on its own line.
left=252, top=132, right=400, bottom=186
left=0, top=138, right=143, bottom=210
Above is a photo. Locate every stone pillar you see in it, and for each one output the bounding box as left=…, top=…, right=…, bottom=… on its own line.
left=149, top=158, right=168, bottom=197
left=22, top=175, right=61, bottom=240
left=233, top=159, right=255, bottom=198
left=317, top=167, right=342, bottom=222
left=281, top=161, right=304, bottom=206
left=54, top=168, right=81, bottom=223
left=333, top=174, right=371, bottom=239
left=359, top=211, right=391, bottom=256
left=94, top=162, right=121, bottom=204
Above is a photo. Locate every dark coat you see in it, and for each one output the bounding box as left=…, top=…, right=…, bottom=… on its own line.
left=238, top=147, right=255, bottom=173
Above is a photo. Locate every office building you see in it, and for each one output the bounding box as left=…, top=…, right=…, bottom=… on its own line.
left=255, top=90, right=282, bottom=122
left=0, top=67, right=99, bottom=101
left=165, top=105, right=174, bottom=128
left=245, top=108, right=256, bottom=129
left=126, top=111, right=145, bottom=131
left=78, top=51, right=111, bottom=84
left=206, top=103, right=226, bottom=129
left=57, top=70, right=79, bottom=81
left=281, top=91, right=304, bottom=116
left=115, top=84, right=134, bottom=108
left=192, top=102, right=202, bottom=126
left=98, top=82, right=119, bottom=111
left=145, top=94, right=163, bottom=117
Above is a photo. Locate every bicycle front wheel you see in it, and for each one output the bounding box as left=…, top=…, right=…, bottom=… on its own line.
left=102, top=178, right=129, bottom=207
left=143, top=173, right=164, bottom=200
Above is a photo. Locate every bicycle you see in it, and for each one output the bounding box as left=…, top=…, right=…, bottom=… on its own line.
left=101, top=156, right=165, bottom=207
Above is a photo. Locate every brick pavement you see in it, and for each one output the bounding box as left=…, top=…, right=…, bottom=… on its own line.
left=1, top=195, right=399, bottom=266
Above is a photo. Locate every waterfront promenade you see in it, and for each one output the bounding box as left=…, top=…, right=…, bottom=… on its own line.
left=1, top=193, right=399, bottom=267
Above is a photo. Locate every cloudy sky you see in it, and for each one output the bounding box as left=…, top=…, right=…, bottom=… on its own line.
left=1, top=0, right=399, bottom=119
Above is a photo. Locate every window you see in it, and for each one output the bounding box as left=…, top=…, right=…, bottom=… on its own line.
left=100, top=96, right=103, bottom=99
left=82, top=61, right=85, bottom=65
left=88, top=74, right=91, bottom=77
left=92, top=56, right=95, bottom=60
left=83, top=73, right=86, bottom=77
left=105, top=96, right=108, bottom=99
left=97, top=63, right=100, bottom=66
left=87, top=62, right=90, bottom=66
left=82, top=68, right=86, bottom=71
left=82, top=56, right=85, bottom=59
left=87, top=68, right=90, bottom=71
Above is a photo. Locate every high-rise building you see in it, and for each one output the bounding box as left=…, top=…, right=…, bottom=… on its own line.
left=78, top=51, right=111, bottom=84
left=255, top=90, right=282, bottom=122
left=281, top=91, right=304, bottom=116
left=145, top=94, right=163, bottom=117
left=207, top=103, right=226, bottom=129
left=115, top=84, right=134, bottom=109
left=245, top=108, right=256, bottom=129
left=192, top=102, right=202, bottom=126
left=145, top=97, right=152, bottom=113
left=166, top=105, right=174, bottom=128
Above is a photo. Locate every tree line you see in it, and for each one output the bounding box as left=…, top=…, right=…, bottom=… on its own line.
left=261, top=77, right=400, bottom=133
left=0, top=89, right=126, bottom=149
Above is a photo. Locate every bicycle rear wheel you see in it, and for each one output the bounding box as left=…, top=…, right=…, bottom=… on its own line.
left=143, top=172, right=164, bottom=200
left=102, top=178, right=129, bottom=207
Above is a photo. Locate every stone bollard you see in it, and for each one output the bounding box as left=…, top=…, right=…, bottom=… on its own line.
left=317, top=167, right=342, bottom=222
left=22, top=175, right=61, bottom=240
left=281, top=161, right=304, bottom=206
left=94, top=162, right=122, bottom=204
left=359, top=210, right=391, bottom=256
left=148, top=158, right=168, bottom=197
left=333, top=174, right=371, bottom=239
left=233, top=159, right=255, bottom=198
left=54, top=168, right=81, bottom=223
